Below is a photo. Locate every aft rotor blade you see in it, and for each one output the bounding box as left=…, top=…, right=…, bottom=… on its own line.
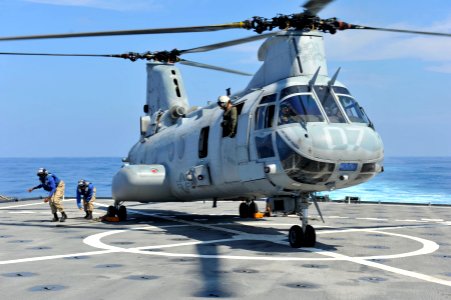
left=179, top=59, right=252, bottom=76
left=0, top=52, right=115, bottom=58
left=303, top=0, right=335, bottom=16
left=0, top=23, right=246, bottom=41
left=181, top=31, right=278, bottom=54
left=350, top=24, right=451, bottom=37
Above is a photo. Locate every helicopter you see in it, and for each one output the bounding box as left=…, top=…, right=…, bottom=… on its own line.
left=1, top=0, right=450, bottom=248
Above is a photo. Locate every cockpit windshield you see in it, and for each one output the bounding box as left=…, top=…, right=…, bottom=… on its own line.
left=314, top=86, right=346, bottom=123
left=337, top=95, right=370, bottom=124
left=278, top=94, right=324, bottom=125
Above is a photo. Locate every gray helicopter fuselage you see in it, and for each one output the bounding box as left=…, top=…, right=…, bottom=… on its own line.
left=112, top=31, right=384, bottom=202
left=113, top=77, right=383, bottom=202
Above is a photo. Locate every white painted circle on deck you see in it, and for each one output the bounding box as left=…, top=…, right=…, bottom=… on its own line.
left=82, top=225, right=439, bottom=262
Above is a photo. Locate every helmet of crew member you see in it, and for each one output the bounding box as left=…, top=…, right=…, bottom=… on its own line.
left=78, top=179, right=87, bottom=188
left=280, top=103, right=292, bottom=114
left=37, top=168, right=48, bottom=177
left=217, top=95, right=230, bottom=108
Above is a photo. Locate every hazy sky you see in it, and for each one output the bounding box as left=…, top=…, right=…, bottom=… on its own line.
left=0, top=0, right=450, bottom=157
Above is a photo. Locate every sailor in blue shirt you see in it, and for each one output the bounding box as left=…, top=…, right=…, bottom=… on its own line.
left=28, top=168, right=67, bottom=222
left=76, top=179, right=96, bottom=220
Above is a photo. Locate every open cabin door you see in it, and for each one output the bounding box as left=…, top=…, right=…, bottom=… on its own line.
left=221, top=90, right=266, bottom=183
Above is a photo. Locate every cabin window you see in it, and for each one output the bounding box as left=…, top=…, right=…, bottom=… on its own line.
left=198, top=126, right=210, bottom=158
left=314, top=86, right=346, bottom=123
left=256, top=134, right=275, bottom=158
left=337, top=95, right=370, bottom=124
left=255, top=104, right=275, bottom=130
left=278, top=94, right=324, bottom=125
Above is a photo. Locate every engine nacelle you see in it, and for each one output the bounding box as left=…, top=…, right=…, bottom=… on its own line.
left=112, top=164, right=178, bottom=202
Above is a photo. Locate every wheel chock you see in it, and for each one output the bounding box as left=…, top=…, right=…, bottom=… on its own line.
left=101, top=216, right=120, bottom=222
left=254, top=212, right=264, bottom=219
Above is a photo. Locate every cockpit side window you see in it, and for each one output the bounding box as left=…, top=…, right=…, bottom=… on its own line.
left=278, top=94, right=324, bottom=125
left=337, top=95, right=370, bottom=124
left=255, top=105, right=275, bottom=130
left=254, top=94, right=276, bottom=130
left=314, top=86, right=346, bottom=123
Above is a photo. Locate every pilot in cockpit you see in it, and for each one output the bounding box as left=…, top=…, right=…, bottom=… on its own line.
left=279, top=103, right=298, bottom=125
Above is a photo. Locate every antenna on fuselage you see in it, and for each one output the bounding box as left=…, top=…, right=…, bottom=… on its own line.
left=328, top=67, right=341, bottom=87
left=308, top=66, right=321, bottom=90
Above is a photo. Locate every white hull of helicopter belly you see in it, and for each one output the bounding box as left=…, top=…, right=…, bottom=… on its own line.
left=112, top=163, right=279, bottom=202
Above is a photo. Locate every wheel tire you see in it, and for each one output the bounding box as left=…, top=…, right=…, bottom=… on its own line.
left=107, top=205, right=117, bottom=217
left=248, top=201, right=258, bottom=217
left=118, top=205, right=127, bottom=221
left=289, top=225, right=304, bottom=248
left=303, top=225, right=316, bottom=247
left=239, top=202, right=249, bottom=218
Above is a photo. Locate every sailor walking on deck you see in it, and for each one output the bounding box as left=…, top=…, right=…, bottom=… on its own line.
left=76, top=179, right=96, bottom=220
left=28, top=168, right=67, bottom=222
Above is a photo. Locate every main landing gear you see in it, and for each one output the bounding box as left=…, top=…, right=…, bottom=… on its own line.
left=238, top=199, right=258, bottom=218
left=107, top=201, right=127, bottom=221
left=288, top=194, right=316, bottom=248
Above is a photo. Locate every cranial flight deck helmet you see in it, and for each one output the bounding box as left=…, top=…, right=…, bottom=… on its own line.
left=217, top=95, right=230, bottom=108
left=37, top=168, right=48, bottom=177
left=78, top=179, right=88, bottom=188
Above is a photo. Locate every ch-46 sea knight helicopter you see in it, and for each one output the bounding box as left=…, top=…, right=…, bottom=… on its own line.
left=1, top=0, right=450, bottom=248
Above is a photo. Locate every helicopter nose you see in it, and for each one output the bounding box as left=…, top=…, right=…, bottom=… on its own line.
left=309, top=124, right=383, bottom=160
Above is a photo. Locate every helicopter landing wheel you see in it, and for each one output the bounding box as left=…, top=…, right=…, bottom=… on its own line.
left=118, top=205, right=127, bottom=221
left=288, top=225, right=316, bottom=248
left=248, top=201, right=258, bottom=217
left=107, top=205, right=117, bottom=217
left=289, top=225, right=304, bottom=248
left=304, top=225, right=316, bottom=247
left=239, top=201, right=259, bottom=218
left=239, top=202, right=249, bottom=218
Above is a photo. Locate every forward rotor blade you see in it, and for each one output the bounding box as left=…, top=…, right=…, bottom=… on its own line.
left=350, top=24, right=451, bottom=37
left=179, top=59, right=252, bottom=76
left=181, top=31, right=278, bottom=54
left=0, top=23, right=246, bottom=41
left=303, top=0, right=335, bottom=16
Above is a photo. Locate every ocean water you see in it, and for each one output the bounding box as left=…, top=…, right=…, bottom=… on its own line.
left=0, top=157, right=450, bottom=205
left=0, top=157, right=121, bottom=199
left=326, top=157, right=451, bottom=205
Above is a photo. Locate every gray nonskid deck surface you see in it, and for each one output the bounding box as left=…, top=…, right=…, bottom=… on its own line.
left=0, top=199, right=450, bottom=299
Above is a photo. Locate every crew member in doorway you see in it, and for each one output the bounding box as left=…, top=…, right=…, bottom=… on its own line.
left=217, top=95, right=237, bottom=137
left=76, top=179, right=96, bottom=220
left=28, top=168, right=67, bottom=222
